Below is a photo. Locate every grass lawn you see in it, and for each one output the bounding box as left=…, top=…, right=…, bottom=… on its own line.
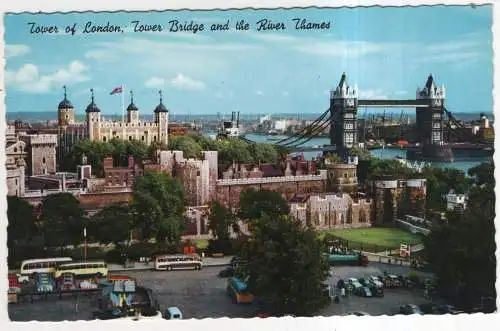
left=320, top=227, right=423, bottom=251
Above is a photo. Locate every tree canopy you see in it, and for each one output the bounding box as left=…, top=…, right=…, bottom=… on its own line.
left=90, top=204, right=133, bottom=246
left=7, top=196, right=38, bottom=246
left=240, top=213, right=330, bottom=316
left=423, top=163, right=495, bottom=308
left=132, top=171, right=186, bottom=243
left=61, top=138, right=153, bottom=176
left=207, top=201, right=236, bottom=240
left=40, top=193, right=86, bottom=248
left=238, top=188, right=290, bottom=221
left=422, top=166, right=470, bottom=211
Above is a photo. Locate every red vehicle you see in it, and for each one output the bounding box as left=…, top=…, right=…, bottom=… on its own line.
left=8, top=273, right=22, bottom=293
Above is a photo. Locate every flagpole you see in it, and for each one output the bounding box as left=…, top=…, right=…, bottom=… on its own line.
left=121, top=84, right=125, bottom=122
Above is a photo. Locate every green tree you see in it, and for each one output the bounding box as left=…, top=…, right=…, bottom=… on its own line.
left=249, top=143, right=279, bottom=163
left=240, top=214, right=330, bottom=316
left=422, top=167, right=470, bottom=211
left=468, top=162, right=494, bottom=186
left=90, top=204, right=132, bottom=246
left=132, top=171, right=186, bottom=243
left=61, top=139, right=113, bottom=176
left=168, top=135, right=203, bottom=159
left=238, top=189, right=290, bottom=221
left=215, top=139, right=254, bottom=166
left=423, top=173, right=495, bottom=308
left=147, top=141, right=168, bottom=160
left=40, top=193, right=86, bottom=248
left=207, top=201, right=235, bottom=240
left=7, top=196, right=37, bottom=246
left=351, top=146, right=372, bottom=161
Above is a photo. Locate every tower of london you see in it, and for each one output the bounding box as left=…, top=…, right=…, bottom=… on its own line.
left=57, top=86, right=170, bottom=162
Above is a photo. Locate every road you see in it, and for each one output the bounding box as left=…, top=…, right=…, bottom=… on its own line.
left=9, top=263, right=435, bottom=321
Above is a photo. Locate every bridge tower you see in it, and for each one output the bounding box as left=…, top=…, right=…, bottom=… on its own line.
left=414, top=74, right=453, bottom=161
left=329, top=72, right=358, bottom=157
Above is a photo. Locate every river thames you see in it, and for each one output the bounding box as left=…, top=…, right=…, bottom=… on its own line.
left=242, top=134, right=491, bottom=173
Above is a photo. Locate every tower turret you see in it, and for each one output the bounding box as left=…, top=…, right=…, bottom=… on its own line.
left=154, top=90, right=169, bottom=145
left=58, top=85, right=75, bottom=126
left=86, top=88, right=101, bottom=141
left=329, top=72, right=358, bottom=156
left=127, top=90, right=139, bottom=124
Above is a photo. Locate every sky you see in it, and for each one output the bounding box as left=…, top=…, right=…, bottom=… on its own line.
left=4, top=5, right=493, bottom=116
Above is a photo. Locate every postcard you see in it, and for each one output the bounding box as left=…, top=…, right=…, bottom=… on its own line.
left=1, top=1, right=498, bottom=331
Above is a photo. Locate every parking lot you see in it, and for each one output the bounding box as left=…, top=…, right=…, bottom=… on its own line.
left=9, top=262, right=435, bottom=321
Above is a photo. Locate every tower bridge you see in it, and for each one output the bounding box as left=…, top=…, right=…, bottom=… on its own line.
left=272, top=72, right=491, bottom=162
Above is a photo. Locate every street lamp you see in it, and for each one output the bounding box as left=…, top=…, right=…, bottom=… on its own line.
left=84, top=227, right=87, bottom=261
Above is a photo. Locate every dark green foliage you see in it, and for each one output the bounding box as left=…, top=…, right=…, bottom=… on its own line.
left=132, top=171, right=186, bottom=243
left=238, top=188, right=290, bottom=221
left=240, top=214, right=331, bottom=316
left=40, top=193, right=86, bottom=248
left=7, top=196, right=38, bottom=246
left=423, top=163, right=495, bottom=308
left=89, top=204, right=133, bottom=246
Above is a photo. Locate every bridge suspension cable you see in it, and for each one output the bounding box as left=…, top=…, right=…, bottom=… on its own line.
left=443, top=107, right=488, bottom=145
left=280, top=114, right=333, bottom=148
left=275, top=109, right=330, bottom=145
left=282, top=115, right=335, bottom=148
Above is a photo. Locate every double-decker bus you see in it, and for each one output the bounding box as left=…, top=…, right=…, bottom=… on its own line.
left=226, top=277, right=254, bottom=304
left=20, top=257, right=73, bottom=280
left=154, top=254, right=203, bottom=271
left=54, top=261, right=108, bottom=279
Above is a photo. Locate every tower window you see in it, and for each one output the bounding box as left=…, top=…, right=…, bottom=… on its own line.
left=153, top=136, right=157, bottom=142
left=42, top=157, right=46, bottom=164
left=129, top=136, right=133, bottom=141
left=141, top=136, right=145, bottom=141
left=103, top=136, right=107, bottom=142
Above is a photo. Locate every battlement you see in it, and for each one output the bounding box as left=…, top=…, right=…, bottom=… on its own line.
left=416, top=85, right=445, bottom=100
left=27, top=134, right=58, bottom=145
left=331, top=83, right=358, bottom=100
left=100, top=121, right=160, bottom=128
left=217, top=171, right=327, bottom=186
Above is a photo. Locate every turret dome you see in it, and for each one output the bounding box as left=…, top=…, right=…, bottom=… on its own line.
left=85, top=88, right=101, bottom=113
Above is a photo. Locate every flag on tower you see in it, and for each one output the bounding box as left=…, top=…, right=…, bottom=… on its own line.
left=110, top=85, right=123, bottom=95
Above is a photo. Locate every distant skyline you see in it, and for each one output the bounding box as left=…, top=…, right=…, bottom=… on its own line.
left=5, top=6, right=493, bottom=115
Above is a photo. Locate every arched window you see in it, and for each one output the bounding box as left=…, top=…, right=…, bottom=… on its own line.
left=103, top=136, right=107, bottom=142
left=42, top=157, right=46, bottom=164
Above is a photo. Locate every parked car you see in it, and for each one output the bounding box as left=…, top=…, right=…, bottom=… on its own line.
left=347, top=278, right=363, bottom=289
left=357, top=286, right=373, bottom=297
left=368, top=276, right=384, bottom=288
left=400, top=304, right=424, bottom=315
left=368, top=284, right=384, bottom=297
left=398, top=275, right=416, bottom=289
left=385, top=274, right=401, bottom=288
left=358, top=278, right=368, bottom=286
left=164, top=307, right=183, bottom=320
left=418, top=303, right=438, bottom=314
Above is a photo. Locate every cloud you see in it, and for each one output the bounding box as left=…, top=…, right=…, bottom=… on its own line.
left=171, top=74, right=206, bottom=91
left=282, top=91, right=289, bottom=96
left=5, top=60, right=89, bottom=94
left=145, top=77, right=166, bottom=89
left=358, top=88, right=389, bottom=100
left=5, top=44, right=30, bottom=58
left=145, top=74, right=206, bottom=91
left=416, top=52, right=483, bottom=63
left=84, top=50, right=114, bottom=61
left=256, top=90, right=264, bottom=96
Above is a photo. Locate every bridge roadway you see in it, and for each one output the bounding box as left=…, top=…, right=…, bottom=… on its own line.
left=287, top=142, right=493, bottom=153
